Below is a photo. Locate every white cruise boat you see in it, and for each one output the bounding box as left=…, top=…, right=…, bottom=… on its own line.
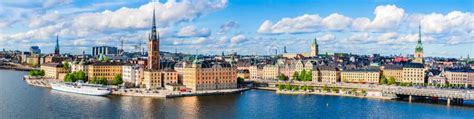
left=49, top=80, right=111, bottom=96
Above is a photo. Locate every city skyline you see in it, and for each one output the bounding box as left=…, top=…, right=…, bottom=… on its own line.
left=0, top=0, right=473, bottom=58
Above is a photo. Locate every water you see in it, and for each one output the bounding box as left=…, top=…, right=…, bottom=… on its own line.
left=1, top=69, right=474, bottom=119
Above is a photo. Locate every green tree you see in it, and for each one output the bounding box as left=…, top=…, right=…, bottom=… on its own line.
left=278, top=84, right=285, bottom=90
left=322, top=85, right=329, bottom=92
left=292, top=71, right=299, bottom=81
left=75, top=71, right=86, bottom=81
left=285, top=83, right=292, bottom=90
left=98, top=77, right=108, bottom=85
left=361, top=90, right=367, bottom=96
left=387, top=77, right=396, bottom=85
left=28, top=70, right=45, bottom=76
left=278, top=74, right=287, bottom=81
left=305, top=71, right=312, bottom=81
left=299, top=70, right=307, bottom=81
left=380, top=74, right=387, bottom=84
left=89, top=77, right=98, bottom=84
left=237, top=77, right=245, bottom=84
left=331, top=87, right=339, bottom=93
left=62, top=61, right=70, bottom=73
left=112, top=74, right=123, bottom=85
left=64, top=73, right=77, bottom=82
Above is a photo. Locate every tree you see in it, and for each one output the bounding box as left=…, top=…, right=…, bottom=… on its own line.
left=299, top=70, right=307, bottom=81
left=62, top=61, right=70, bottom=73
left=89, top=77, right=98, bottom=84
left=331, top=87, right=339, bottom=93
left=387, top=77, right=396, bottom=85
left=64, top=73, right=76, bottom=82
left=380, top=74, right=388, bottom=84
left=98, top=77, right=108, bottom=85
left=112, top=74, right=123, bottom=85
left=28, top=70, right=45, bottom=76
left=278, top=74, right=287, bottom=81
left=75, top=71, right=86, bottom=81
left=292, top=71, right=299, bottom=81
left=305, top=71, right=312, bottom=81
left=361, top=90, right=367, bottom=96
left=237, top=77, right=245, bottom=84
left=278, top=84, right=285, bottom=90
left=285, top=83, right=292, bottom=90
left=322, top=85, right=329, bottom=92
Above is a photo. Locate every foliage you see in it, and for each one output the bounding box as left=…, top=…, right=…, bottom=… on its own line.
left=90, top=77, right=108, bottom=85
left=63, top=71, right=87, bottom=82
left=361, top=90, right=367, bottom=96
left=62, top=61, right=70, bottom=73
left=299, top=70, right=306, bottom=81
left=278, top=84, right=285, bottom=90
left=387, top=77, right=396, bottom=85
left=322, top=85, right=329, bottom=92
left=64, top=73, right=76, bottom=82
left=331, top=87, right=339, bottom=93
left=112, top=74, right=123, bottom=85
left=278, top=74, right=287, bottom=81
left=304, top=70, right=312, bottom=81
left=237, top=77, right=245, bottom=84
left=380, top=74, right=387, bottom=84
left=28, top=70, right=45, bottom=76
left=292, top=71, right=299, bottom=81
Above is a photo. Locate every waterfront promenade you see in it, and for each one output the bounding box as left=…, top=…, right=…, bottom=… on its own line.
left=23, top=76, right=249, bottom=98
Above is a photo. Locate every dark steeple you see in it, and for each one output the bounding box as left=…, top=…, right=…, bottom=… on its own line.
left=149, top=2, right=158, bottom=41
left=54, top=34, right=60, bottom=55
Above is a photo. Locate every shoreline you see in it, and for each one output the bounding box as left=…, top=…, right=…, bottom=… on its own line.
left=23, top=76, right=250, bottom=98
left=0, top=66, right=35, bottom=71
left=274, top=90, right=396, bottom=100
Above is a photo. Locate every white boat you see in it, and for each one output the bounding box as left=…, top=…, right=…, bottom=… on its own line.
left=49, top=81, right=111, bottom=96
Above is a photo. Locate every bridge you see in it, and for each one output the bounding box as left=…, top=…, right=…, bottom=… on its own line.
left=254, top=80, right=474, bottom=105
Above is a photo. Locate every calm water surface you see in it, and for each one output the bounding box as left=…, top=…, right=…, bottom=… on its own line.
left=1, top=69, right=473, bottom=119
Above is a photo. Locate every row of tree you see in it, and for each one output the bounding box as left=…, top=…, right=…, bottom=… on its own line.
left=379, top=74, right=397, bottom=85
left=64, top=71, right=86, bottom=82
left=63, top=71, right=123, bottom=85
left=292, top=70, right=312, bottom=81
left=89, top=77, right=109, bottom=85
left=28, top=70, right=45, bottom=76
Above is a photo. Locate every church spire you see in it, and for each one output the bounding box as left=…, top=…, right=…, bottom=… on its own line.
left=415, top=24, right=423, bottom=53
left=54, top=34, right=60, bottom=55
left=150, top=1, right=158, bottom=41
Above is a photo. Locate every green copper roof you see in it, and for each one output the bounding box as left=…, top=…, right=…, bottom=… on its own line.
left=415, top=24, right=423, bottom=53
left=313, top=37, right=318, bottom=45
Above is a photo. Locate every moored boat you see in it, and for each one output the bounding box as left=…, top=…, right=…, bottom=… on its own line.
left=49, top=80, right=111, bottom=96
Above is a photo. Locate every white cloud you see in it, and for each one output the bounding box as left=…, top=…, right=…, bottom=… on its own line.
left=257, top=14, right=323, bottom=34
left=369, top=5, right=405, bottom=31
left=322, top=13, right=352, bottom=30
left=318, top=34, right=335, bottom=42
left=230, top=34, right=247, bottom=44
left=176, top=25, right=211, bottom=38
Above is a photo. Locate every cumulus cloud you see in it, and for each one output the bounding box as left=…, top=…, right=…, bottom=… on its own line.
left=0, top=0, right=228, bottom=54
left=257, top=14, right=323, bottom=34
left=322, top=13, right=352, bottom=30
left=257, top=5, right=407, bottom=34
left=230, top=34, right=247, bottom=44
left=318, top=34, right=335, bottom=42
left=176, top=25, right=211, bottom=38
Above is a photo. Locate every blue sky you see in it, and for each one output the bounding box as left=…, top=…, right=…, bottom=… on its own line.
left=0, top=0, right=472, bottom=58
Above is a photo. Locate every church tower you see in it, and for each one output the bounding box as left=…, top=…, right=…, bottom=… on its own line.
left=148, top=5, right=160, bottom=70
left=414, top=24, right=424, bottom=63
left=54, top=34, right=60, bottom=56
left=310, top=37, right=318, bottom=57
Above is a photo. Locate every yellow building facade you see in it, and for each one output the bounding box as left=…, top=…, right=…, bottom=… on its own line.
left=183, top=60, right=237, bottom=91
left=341, top=69, right=380, bottom=84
